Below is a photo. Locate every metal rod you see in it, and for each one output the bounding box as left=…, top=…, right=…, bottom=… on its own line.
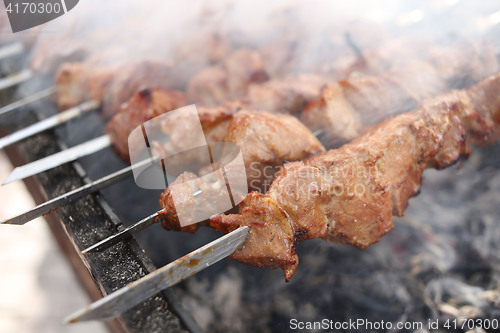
left=2, top=134, right=112, bottom=185
left=81, top=212, right=161, bottom=254
left=0, top=156, right=157, bottom=225
left=0, top=69, right=32, bottom=90
left=82, top=189, right=202, bottom=254
left=0, top=42, right=24, bottom=61
left=0, top=86, right=56, bottom=117
left=0, top=99, right=99, bottom=149
left=65, top=226, right=249, bottom=323
left=2, top=164, right=139, bottom=225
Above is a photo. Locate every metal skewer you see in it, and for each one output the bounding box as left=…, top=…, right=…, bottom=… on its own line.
left=0, top=156, right=159, bottom=225
left=82, top=212, right=161, bottom=254
left=65, top=226, right=249, bottom=323
left=0, top=86, right=56, bottom=117
left=0, top=68, right=32, bottom=90
left=0, top=42, right=25, bottom=61
left=2, top=134, right=112, bottom=185
left=0, top=99, right=98, bottom=149
left=3, top=126, right=323, bottom=185
left=81, top=189, right=203, bottom=254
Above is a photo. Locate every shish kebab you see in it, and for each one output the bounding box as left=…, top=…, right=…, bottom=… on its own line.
left=0, top=47, right=265, bottom=150
left=2, top=45, right=497, bottom=227
left=74, top=54, right=499, bottom=253
left=0, top=34, right=491, bottom=137
left=66, top=71, right=500, bottom=323
left=1, top=48, right=269, bottom=185
left=0, top=89, right=325, bottom=226
left=4, top=40, right=497, bottom=184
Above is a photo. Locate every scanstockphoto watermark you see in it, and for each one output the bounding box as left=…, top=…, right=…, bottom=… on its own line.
left=289, top=318, right=500, bottom=331
left=3, top=0, right=79, bottom=33
left=289, top=318, right=424, bottom=331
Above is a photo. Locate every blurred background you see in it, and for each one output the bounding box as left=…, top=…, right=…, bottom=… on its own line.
left=0, top=151, right=107, bottom=333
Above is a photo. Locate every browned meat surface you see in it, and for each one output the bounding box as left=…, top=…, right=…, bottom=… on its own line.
left=55, top=59, right=181, bottom=119
left=302, top=47, right=498, bottom=147
left=223, top=111, right=325, bottom=192
left=245, top=74, right=327, bottom=115
left=105, top=89, right=188, bottom=162
left=207, top=73, right=500, bottom=281
left=188, top=48, right=269, bottom=105
left=159, top=110, right=325, bottom=232
left=152, top=102, right=242, bottom=170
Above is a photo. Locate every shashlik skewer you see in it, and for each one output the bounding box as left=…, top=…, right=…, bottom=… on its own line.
left=3, top=36, right=498, bottom=223
left=7, top=41, right=497, bottom=183
left=302, top=51, right=498, bottom=148
left=2, top=88, right=188, bottom=185
left=0, top=58, right=187, bottom=150
left=0, top=47, right=264, bottom=151
left=1, top=89, right=324, bottom=223
left=205, top=72, right=500, bottom=280
left=66, top=72, right=500, bottom=323
left=81, top=61, right=500, bottom=252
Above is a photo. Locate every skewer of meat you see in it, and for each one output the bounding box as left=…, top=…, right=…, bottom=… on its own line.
left=62, top=71, right=500, bottom=324
left=197, top=72, right=500, bottom=280
left=302, top=38, right=498, bottom=148
left=5, top=38, right=497, bottom=183
left=81, top=58, right=499, bottom=253
left=1, top=87, right=325, bottom=224
left=0, top=42, right=237, bottom=147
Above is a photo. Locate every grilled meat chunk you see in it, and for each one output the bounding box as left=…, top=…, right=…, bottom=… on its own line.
left=222, top=110, right=325, bottom=192
left=208, top=73, right=500, bottom=281
left=302, top=50, right=498, bottom=147
left=245, top=74, right=327, bottom=115
left=188, top=48, right=269, bottom=105
left=105, top=89, right=188, bottom=162
left=159, top=110, right=325, bottom=232
left=55, top=59, right=181, bottom=119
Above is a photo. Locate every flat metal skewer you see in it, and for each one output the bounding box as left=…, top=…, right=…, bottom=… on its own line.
left=65, top=226, right=249, bottom=323
left=0, top=157, right=159, bottom=225
left=82, top=212, right=161, bottom=254
left=0, top=42, right=25, bottom=61
left=0, top=99, right=99, bottom=149
left=0, top=86, right=56, bottom=117
left=0, top=68, right=32, bottom=90
left=3, top=134, right=112, bottom=185
left=82, top=189, right=203, bottom=254
left=4, top=126, right=324, bottom=185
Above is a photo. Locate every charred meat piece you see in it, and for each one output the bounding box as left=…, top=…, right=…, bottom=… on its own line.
left=207, top=73, right=500, bottom=281
left=55, top=59, right=182, bottom=119
left=105, top=89, right=188, bottom=162
left=159, top=110, right=325, bottom=232
left=188, top=48, right=269, bottom=105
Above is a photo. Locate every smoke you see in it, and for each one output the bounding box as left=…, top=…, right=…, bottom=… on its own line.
left=3, top=1, right=500, bottom=331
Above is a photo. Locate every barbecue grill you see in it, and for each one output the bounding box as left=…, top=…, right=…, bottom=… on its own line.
left=1, top=1, right=500, bottom=332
